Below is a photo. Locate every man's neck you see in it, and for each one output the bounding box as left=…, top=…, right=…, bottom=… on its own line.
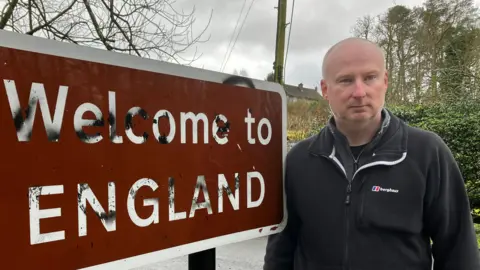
left=334, top=113, right=383, bottom=146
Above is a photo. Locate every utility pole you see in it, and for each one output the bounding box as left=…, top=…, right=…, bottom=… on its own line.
left=273, top=0, right=287, bottom=84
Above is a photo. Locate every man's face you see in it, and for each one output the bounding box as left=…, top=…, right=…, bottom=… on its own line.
left=320, top=40, right=388, bottom=123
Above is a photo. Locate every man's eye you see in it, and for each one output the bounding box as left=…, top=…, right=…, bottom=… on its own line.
left=366, top=75, right=377, bottom=81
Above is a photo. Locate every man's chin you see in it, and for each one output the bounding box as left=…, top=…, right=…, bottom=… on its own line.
left=345, top=112, right=376, bottom=123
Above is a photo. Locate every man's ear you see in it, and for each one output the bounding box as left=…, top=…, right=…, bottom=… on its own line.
left=320, top=79, right=329, bottom=100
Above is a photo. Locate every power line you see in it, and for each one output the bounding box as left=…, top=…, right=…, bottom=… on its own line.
left=221, top=0, right=256, bottom=73
left=221, top=0, right=256, bottom=72
left=220, top=0, right=247, bottom=71
left=284, top=0, right=295, bottom=82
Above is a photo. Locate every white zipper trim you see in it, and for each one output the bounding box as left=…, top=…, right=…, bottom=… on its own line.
left=329, top=146, right=347, bottom=177
left=352, top=152, right=407, bottom=180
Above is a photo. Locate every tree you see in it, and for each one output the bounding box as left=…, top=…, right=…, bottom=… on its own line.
left=439, top=26, right=480, bottom=101
left=351, top=15, right=376, bottom=40
left=265, top=71, right=275, bottom=82
left=351, top=0, right=480, bottom=104
left=233, top=68, right=249, bottom=77
left=0, top=0, right=212, bottom=65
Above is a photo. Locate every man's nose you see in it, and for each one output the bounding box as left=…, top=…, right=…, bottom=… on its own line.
left=352, top=79, right=366, bottom=97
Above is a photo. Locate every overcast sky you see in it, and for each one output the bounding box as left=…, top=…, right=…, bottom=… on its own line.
left=2, top=0, right=479, bottom=89
left=172, top=0, right=480, bottom=89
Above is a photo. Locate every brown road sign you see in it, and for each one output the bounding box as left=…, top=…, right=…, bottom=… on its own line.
left=0, top=30, right=287, bottom=269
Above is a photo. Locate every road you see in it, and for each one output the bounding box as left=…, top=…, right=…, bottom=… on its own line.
left=133, top=236, right=268, bottom=270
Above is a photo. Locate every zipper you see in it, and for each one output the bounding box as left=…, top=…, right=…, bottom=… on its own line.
left=345, top=182, right=352, bottom=204
left=352, top=152, right=407, bottom=180
left=323, top=147, right=360, bottom=270
left=311, top=146, right=407, bottom=270
left=343, top=182, right=352, bottom=270
left=343, top=148, right=364, bottom=270
left=314, top=147, right=397, bottom=270
left=312, top=151, right=352, bottom=269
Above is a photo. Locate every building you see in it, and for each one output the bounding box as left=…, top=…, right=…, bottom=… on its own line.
left=283, top=83, right=322, bottom=102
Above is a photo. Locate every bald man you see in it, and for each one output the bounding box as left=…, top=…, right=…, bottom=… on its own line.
left=263, top=37, right=480, bottom=270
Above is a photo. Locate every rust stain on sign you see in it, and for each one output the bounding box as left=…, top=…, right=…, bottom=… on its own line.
left=0, top=32, right=285, bottom=269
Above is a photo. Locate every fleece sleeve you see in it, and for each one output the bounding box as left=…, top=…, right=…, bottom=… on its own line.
left=424, top=135, right=480, bottom=270
left=263, top=162, right=300, bottom=270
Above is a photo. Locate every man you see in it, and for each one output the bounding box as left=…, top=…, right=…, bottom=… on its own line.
left=263, top=37, right=480, bottom=270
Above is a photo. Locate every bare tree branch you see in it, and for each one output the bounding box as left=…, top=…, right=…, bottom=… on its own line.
left=0, top=0, right=211, bottom=64
left=0, top=0, right=20, bottom=29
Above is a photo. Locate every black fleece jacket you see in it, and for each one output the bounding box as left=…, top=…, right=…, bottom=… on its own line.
left=263, top=109, right=480, bottom=270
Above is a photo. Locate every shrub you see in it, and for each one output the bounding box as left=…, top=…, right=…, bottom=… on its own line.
left=287, top=99, right=330, bottom=138
left=387, top=101, right=480, bottom=223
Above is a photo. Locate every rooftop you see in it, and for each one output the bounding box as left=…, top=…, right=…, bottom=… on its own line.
left=283, top=83, right=322, bottom=101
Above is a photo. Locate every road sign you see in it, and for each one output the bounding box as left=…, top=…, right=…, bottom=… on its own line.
left=0, top=30, right=287, bottom=269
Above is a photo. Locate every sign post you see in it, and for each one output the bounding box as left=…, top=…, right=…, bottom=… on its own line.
left=0, top=29, right=287, bottom=270
left=188, top=249, right=215, bottom=270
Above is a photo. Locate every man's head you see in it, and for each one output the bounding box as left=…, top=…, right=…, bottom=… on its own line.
left=320, top=37, right=388, bottom=125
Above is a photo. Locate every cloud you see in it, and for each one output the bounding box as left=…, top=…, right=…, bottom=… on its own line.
left=171, top=0, right=480, bottom=89
left=3, top=0, right=480, bottom=89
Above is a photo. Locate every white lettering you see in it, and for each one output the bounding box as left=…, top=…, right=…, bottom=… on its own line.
left=168, top=177, right=187, bottom=221
left=257, top=118, right=272, bottom=145
left=26, top=170, right=270, bottom=245
left=212, top=114, right=229, bottom=145
left=74, top=103, right=104, bottom=143
left=2, top=80, right=259, bottom=147
left=125, top=107, right=148, bottom=144
left=247, top=171, right=265, bottom=208
left=4, top=80, right=68, bottom=142
left=108, top=91, right=123, bottom=143
left=181, top=112, right=208, bottom=144
left=78, top=182, right=116, bottom=237
left=189, top=175, right=213, bottom=217
left=29, top=185, right=64, bottom=245
left=218, top=173, right=240, bottom=213
left=153, top=110, right=176, bottom=144
left=373, top=186, right=399, bottom=193
left=127, top=178, right=160, bottom=227
left=244, top=109, right=255, bottom=144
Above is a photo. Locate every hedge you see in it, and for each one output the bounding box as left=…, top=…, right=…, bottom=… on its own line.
left=388, top=101, right=480, bottom=223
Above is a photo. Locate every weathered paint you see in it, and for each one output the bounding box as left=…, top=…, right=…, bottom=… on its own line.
left=168, top=177, right=187, bottom=221
left=153, top=110, right=175, bottom=144
left=127, top=178, right=160, bottom=227
left=218, top=173, right=240, bottom=213
left=29, top=185, right=65, bottom=245
left=78, top=182, right=116, bottom=237
left=4, top=80, right=68, bottom=142
left=0, top=30, right=287, bottom=269
left=189, top=175, right=213, bottom=218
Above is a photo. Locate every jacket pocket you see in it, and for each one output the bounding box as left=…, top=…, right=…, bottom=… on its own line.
left=357, top=172, right=425, bottom=234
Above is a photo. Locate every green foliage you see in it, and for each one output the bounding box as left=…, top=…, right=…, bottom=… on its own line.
left=387, top=101, right=480, bottom=223
left=476, top=224, right=480, bottom=246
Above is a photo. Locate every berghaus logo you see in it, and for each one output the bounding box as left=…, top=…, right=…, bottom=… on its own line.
left=372, top=186, right=399, bottom=193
